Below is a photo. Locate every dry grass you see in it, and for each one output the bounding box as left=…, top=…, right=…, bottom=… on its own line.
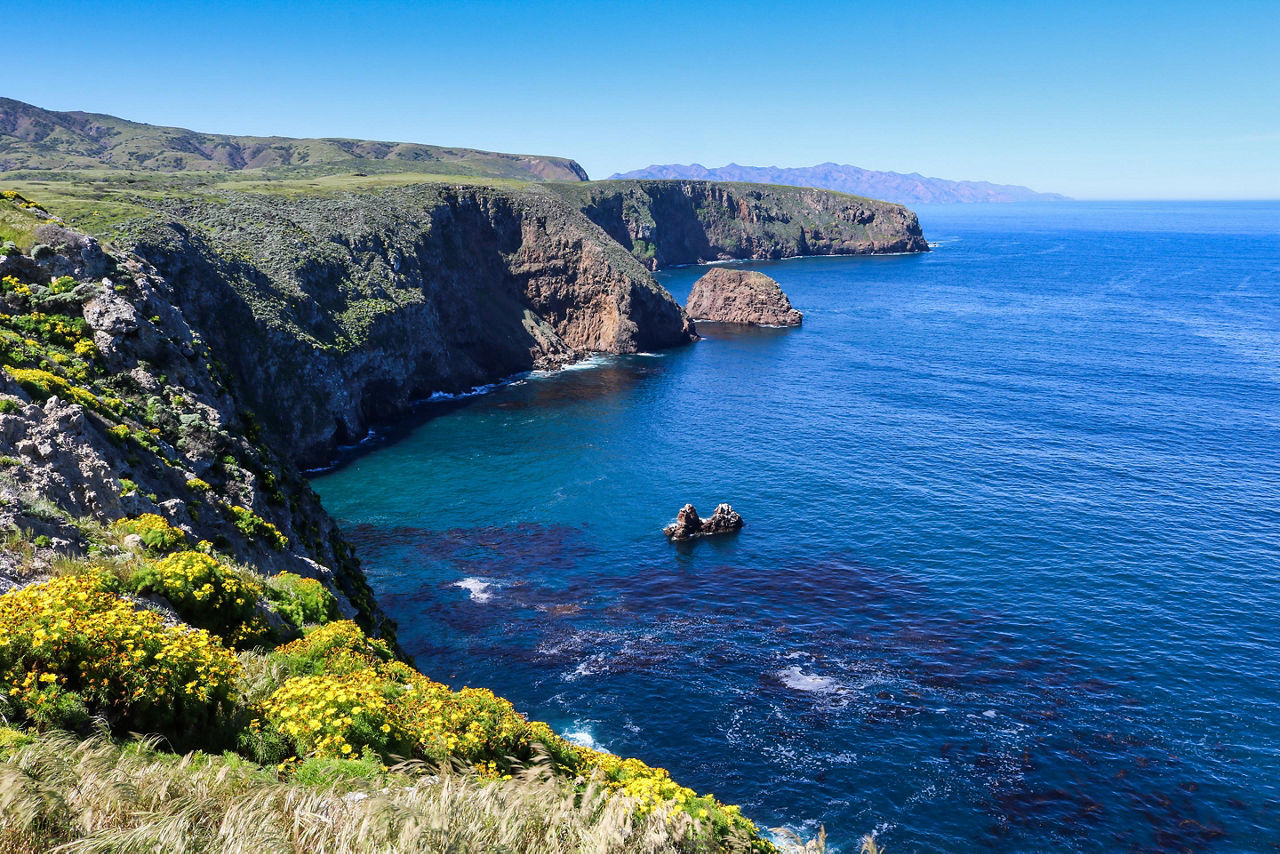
left=0, top=729, right=764, bottom=853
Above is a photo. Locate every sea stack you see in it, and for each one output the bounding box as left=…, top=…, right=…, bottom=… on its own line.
left=685, top=268, right=803, bottom=326
left=664, top=503, right=745, bottom=540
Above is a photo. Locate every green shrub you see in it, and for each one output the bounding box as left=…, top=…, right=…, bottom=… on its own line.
left=3, top=366, right=100, bottom=411
left=265, top=572, right=339, bottom=628
left=129, top=551, right=264, bottom=643
left=186, top=477, right=211, bottom=493
left=0, top=398, right=22, bottom=414
left=49, top=276, right=78, bottom=295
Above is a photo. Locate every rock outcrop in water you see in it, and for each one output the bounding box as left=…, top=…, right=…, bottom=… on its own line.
left=686, top=268, right=803, bottom=326
left=664, top=503, right=745, bottom=540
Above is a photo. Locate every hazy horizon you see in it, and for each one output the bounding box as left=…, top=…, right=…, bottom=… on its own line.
left=10, top=0, right=1278, bottom=200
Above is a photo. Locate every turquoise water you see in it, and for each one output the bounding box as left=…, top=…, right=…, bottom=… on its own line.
left=312, top=202, right=1280, bottom=851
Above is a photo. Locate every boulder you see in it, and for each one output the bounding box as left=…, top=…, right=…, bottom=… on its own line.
left=663, top=503, right=745, bottom=540
left=685, top=268, right=803, bottom=326
left=702, top=503, right=745, bottom=534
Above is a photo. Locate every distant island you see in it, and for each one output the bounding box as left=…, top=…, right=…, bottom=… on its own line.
left=611, top=162, right=1069, bottom=205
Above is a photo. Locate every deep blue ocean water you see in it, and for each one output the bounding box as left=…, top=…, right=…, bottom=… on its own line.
left=312, top=202, right=1280, bottom=852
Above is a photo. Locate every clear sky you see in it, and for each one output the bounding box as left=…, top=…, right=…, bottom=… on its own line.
left=10, top=0, right=1279, bottom=198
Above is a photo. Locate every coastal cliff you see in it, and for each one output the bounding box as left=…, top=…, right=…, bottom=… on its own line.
left=121, top=184, right=695, bottom=467
left=552, top=179, right=928, bottom=269
left=107, top=178, right=926, bottom=467
left=0, top=194, right=380, bottom=627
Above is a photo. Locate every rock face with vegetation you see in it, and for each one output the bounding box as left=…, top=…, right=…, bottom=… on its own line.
left=686, top=268, right=803, bottom=326
left=0, top=193, right=375, bottom=621
left=551, top=179, right=928, bottom=269
left=117, top=184, right=696, bottom=467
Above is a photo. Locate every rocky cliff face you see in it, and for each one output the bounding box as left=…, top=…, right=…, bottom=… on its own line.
left=551, top=179, right=928, bottom=269
left=121, top=184, right=695, bottom=467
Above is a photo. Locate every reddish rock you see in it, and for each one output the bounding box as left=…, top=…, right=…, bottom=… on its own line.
left=685, top=268, right=803, bottom=326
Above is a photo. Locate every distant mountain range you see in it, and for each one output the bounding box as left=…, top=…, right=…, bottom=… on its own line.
left=0, top=97, right=588, bottom=182
left=610, top=162, right=1069, bottom=204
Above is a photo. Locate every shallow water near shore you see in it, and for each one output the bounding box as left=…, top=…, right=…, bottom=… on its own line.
left=313, top=201, right=1280, bottom=852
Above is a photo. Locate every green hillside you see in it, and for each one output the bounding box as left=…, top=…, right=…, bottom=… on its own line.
left=0, top=98, right=589, bottom=182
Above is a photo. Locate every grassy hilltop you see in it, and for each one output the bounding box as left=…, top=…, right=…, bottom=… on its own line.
left=0, top=97, right=589, bottom=181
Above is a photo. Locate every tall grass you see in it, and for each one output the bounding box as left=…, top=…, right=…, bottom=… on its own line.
left=0, top=730, right=782, bottom=853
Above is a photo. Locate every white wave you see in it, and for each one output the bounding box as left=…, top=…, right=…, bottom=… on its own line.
left=426, top=382, right=499, bottom=402
left=452, top=577, right=494, bottom=602
left=562, top=726, right=605, bottom=751
left=776, top=665, right=843, bottom=695
left=566, top=654, right=609, bottom=681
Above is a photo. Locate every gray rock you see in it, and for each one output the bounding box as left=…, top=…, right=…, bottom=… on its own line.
left=83, top=291, right=140, bottom=336
left=663, top=502, right=745, bottom=540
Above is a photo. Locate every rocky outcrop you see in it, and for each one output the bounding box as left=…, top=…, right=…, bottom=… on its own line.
left=686, top=268, right=802, bottom=326
left=122, top=184, right=696, bottom=467
left=663, top=503, right=745, bottom=540
left=551, top=180, right=928, bottom=270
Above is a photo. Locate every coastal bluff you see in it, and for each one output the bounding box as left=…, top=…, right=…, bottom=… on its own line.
left=686, top=268, right=803, bottom=326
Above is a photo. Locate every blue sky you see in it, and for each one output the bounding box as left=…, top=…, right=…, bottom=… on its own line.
left=10, top=0, right=1278, bottom=198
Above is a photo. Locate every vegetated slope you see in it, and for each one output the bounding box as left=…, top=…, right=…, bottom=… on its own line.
left=0, top=97, right=589, bottom=181
left=0, top=194, right=778, bottom=853
left=0, top=192, right=381, bottom=626
left=552, top=179, right=928, bottom=269
left=611, top=162, right=1069, bottom=204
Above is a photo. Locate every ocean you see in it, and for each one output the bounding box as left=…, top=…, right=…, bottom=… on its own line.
left=311, top=201, right=1280, bottom=851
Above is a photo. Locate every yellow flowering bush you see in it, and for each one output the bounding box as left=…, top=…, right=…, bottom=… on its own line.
left=258, top=672, right=408, bottom=760
left=256, top=620, right=763, bottom=843
left=231, top=505, right=288, bottom=550
left=113, top=513, right=186, bottom=552
left=272, top=620, right=394, bottom=676
left=129, top=551, right=264, bottom=642
left=3, top=366, right=100, bottom=411
left=0, top=573, right=240, bottom=734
